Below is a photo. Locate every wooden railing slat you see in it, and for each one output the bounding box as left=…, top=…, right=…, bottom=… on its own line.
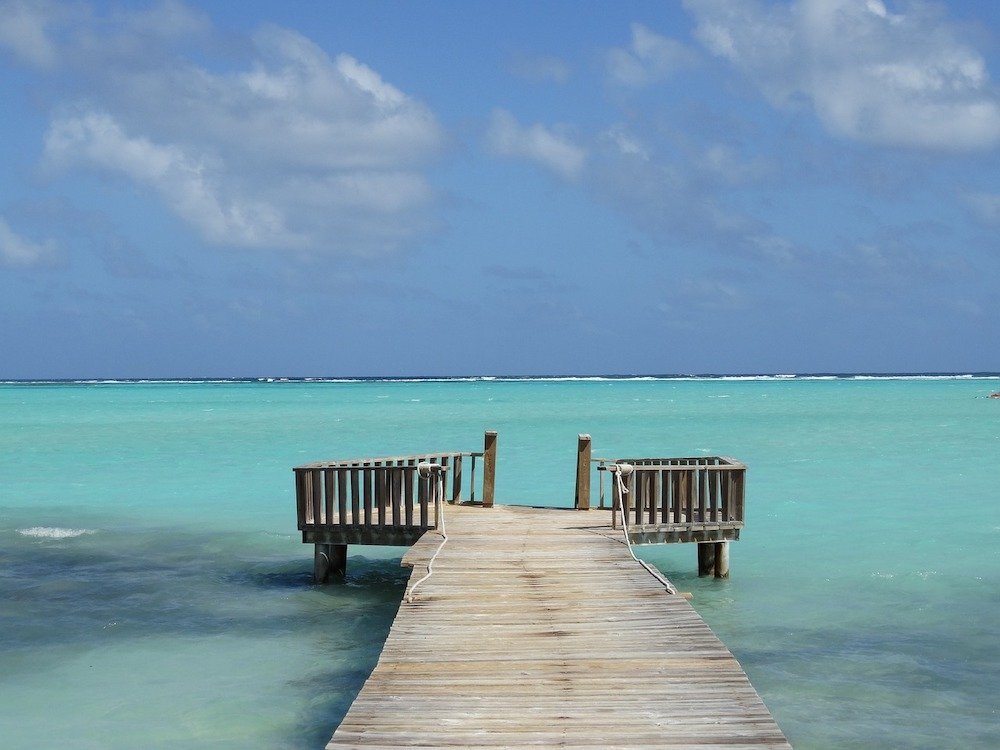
left=376, top=464, right=386, bottom=527
left=391, top=467, right=402, bottom=527
left=404, top=466, right=414, bottom=526
left=324, top=469, right=334, bottom=525
left=452, top=455, right=463, bottom=503
left=418, top=473, right=429, bottom=528
left=363, top=469, right=373, bottom=526
left=311, top=469, right=322, bottom=527
left=295, top=469, right=307, bottom=528
left=337, top=468, right=348, bottom=525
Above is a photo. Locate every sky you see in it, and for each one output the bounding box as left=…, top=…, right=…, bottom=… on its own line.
left=1, top=0, right=999, bottom=378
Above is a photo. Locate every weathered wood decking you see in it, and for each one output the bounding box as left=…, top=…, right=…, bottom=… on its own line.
left=327, top=504, right=790, bottom=749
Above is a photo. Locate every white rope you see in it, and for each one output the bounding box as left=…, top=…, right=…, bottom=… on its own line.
left=405, top=463, right=447, bottom=603
left=610, top=463, right=678, bottom=595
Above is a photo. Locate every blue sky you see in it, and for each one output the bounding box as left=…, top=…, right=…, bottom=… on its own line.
left=1, top=0, right=999, bottom=377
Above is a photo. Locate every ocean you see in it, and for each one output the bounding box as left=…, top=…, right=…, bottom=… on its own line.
left=1, top=376, right=997, bottom=748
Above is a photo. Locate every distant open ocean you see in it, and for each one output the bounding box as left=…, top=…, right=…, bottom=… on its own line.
left=2, top=375, right=997, bottom=748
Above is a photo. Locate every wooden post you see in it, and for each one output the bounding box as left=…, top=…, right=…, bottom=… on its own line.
left=452, top=455, right=463, bottom=503
left=714, top=541, right=730, bottom=579
left=697, top=542, right=716, bottom=577
left=315, top=543, right=347, bottom=583
left=575, top=434, right=592, bottom=510
left=482, top=430, right=497, bottom=508
left=611, top=469, right=621, bottom=529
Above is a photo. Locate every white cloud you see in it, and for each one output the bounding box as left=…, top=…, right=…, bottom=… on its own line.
left=686, top=0, right=1000, bottom=150
left=10, top=3, right=446, bottom=254
left=486, top=109, right=587, bottom=181
left=0, top=1, right=211, bottom=69
left=44, top=112, right=304, bottom=248
left=602, top=124, right=650, bottom=160
left=0, top=0, right=68, bottom=68
left=607, top=23, right=698, bottom=88
left=0, top=216, right=57, bottom=267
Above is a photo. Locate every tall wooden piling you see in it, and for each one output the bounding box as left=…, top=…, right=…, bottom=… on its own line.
left=714, top=541, right=730, bottom=578
left=482, top=430, right=497, bottom=507
left=314, top=543, right=347, bottom=583
left=574, top=434, right=592, bottom=509
left=697, top=542, right=715, bottom=577
left=698, top=541, right=730, bottom=578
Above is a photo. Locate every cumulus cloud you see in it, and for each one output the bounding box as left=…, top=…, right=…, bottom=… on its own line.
left=4, top=2, right=446, bottom=254
left=486, top=109, right=587, bottom=180
left=685, top=0, right=1000, bottom=150
left=606, top=23, right=698, bottom=88
left=44, top=112, right=304, bottom=248
left=0, top=216, right=57, bottom=267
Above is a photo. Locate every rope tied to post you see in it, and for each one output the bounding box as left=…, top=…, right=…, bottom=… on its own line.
left=406, top=462, right=447, bottom=603
left=609, top=462, right=678, bottom=595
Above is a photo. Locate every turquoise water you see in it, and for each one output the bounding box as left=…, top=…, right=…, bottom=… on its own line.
left=1, top=378, right=997, bottom=748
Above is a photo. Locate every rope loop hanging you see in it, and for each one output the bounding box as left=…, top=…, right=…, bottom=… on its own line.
left=407, top=463, right=447, bottom=603
left=609, top=462, right=677, bottom=595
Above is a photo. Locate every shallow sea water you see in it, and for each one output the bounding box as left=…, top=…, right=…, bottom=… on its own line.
left=1, top=378, right=997, bottom=748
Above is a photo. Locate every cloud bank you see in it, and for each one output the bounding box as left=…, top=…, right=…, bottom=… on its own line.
left=686, top=0, right=1000, bottom=150
left=2, top=2, right=446, bottom=254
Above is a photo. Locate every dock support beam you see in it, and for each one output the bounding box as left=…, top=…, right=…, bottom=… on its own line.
left=315, top=543, right=347, bottom=583
left=483, top=430, right=497, bottom=508
left=698, top=541, right=730, bottom=578
left=575, top=434, right=591, bottom=509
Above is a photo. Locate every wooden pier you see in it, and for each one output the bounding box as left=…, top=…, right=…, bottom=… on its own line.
left=294, top=432, right=790, bottom=748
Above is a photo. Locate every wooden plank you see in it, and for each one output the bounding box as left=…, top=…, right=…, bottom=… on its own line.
left=324, top=504, right=789, bottom=750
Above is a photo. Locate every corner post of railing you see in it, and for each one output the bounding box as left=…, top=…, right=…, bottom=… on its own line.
left=294, top=468, right=308, bottom=529
left=575, top=433, right=592, bottom=510
left=451, top=454, right=463, bottom=504
left=734, top=465, right=746, bottom=524
left=598, top=463, right=606, bottom=509
left=434, top=465, right=447, bottom=529
left=611, top=465, right=621, bottom=529
left=482, top=430, right=497, bottom=508
left=418, top=465, right=430, bottom=528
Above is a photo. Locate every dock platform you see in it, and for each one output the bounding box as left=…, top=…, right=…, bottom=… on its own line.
left=327, top=503, right=790, bottom=749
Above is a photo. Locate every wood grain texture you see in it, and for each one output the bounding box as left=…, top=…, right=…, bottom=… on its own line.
left=327, top=504, right=790, bottom=749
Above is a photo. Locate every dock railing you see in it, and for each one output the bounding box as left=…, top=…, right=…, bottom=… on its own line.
left=294, top=431, right=497, bottom=549
left=598, top=457, right=746, bottom=544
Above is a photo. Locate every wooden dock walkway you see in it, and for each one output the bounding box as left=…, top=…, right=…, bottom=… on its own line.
left=326, top=503, right=790, bottom=749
